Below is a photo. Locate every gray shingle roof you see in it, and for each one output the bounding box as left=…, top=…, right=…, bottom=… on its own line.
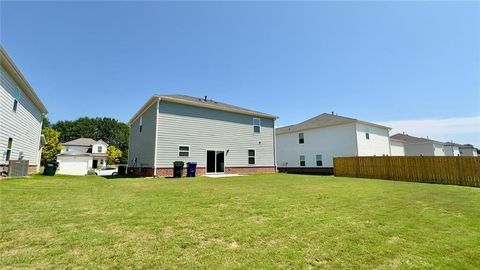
left=159, top=94, right=278, bottom=119
left=390, top=133, right=444, bottom=145
left=276, top=113, right=390, bottom=134
left=63, top=138, right=99, bottom=146
left=129, top=94, right=278, bottom=125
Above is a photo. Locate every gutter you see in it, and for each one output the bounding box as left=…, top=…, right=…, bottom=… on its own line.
left=153, top=100, right=159, bottom=177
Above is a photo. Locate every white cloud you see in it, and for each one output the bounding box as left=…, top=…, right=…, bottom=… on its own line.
left=378, top=116, right=480, bottom=146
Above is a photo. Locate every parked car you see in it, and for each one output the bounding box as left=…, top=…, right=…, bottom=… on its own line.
left=95, top=167, right=118, bottom=176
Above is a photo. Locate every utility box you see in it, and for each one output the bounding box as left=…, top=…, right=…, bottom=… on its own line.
left=8, top=160, right=29, bottom=177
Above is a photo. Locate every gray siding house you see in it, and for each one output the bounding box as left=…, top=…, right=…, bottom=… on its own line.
left=128, top=95, right=277, bottom=176
left=0, top=47, right=48, bottom=174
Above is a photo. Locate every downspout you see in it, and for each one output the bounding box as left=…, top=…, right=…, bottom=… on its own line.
left=153, top=99, right=159, bottom=177
left=273, top=118, right=277, bottom=172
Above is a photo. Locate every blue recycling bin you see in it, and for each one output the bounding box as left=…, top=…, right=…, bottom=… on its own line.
left=186, top=162, right=197, bottom=177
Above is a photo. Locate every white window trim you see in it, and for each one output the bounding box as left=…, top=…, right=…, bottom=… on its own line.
left=299, top=133, right=304, bottom=144
left=6, top=138, right=13, bottom=161
left=316, top=154, right=322, bottom=167
left=300, top=155, right=305, bottom=167
left=178, top=145, right=190, bottom=157
left=253, top=118, right=261, bottom=133
left=248, top=149, right=256, bottom=165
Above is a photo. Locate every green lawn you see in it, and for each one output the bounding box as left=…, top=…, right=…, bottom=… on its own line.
left=1, top=174, right=479, bottom=269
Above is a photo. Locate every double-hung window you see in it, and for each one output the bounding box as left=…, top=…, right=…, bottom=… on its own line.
left=97, top=146, right=103, bottom=152
left=365, top=132, right=370, bottom=140
left=316, top=154, right=322, bottom=166
left=253, top=118, right=261, bottom=133
left=299, top=133, right=304, bottom=144
left=179, top=146, right=190, bottom=157
left=248, top=149, right=256, bottom=165
left=300, top=155, right=305, bottom=167
left=6, top=138, right=13, bottom=161
left=139, top=117, right=143, bottom=133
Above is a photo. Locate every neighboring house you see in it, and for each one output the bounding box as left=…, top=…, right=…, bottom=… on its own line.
left=459, top=144, right=478, bottom=157
left=275, top=113, right=391, bottom=174
left=390, top=133, right=445, bottom=156
left=443, top=142, right=461, bottom=156
left=56, top=138, right=108, bottom=175
left=0, top=46, right=48, bottom=174
left=128, top=95, right=277, bottom=176
left=390, top=138, right=406, bottom=156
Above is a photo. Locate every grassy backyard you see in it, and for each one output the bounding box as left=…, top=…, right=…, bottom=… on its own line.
left=1, top=174, right=479, bottom=269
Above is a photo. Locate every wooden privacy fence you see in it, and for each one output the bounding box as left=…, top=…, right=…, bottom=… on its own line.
left=333, top=156, right=480, bottom=187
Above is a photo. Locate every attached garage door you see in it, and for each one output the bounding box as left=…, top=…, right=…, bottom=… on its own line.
left=57, top=156, right=90, bottom=175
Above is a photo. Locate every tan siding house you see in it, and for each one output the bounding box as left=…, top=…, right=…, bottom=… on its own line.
left=128, top=95, right=277, bottom=176
left=0, top=47, right=48, bottom=174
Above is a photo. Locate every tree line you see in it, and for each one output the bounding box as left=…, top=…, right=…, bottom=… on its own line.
left=42, top=117, right=129, bottom=164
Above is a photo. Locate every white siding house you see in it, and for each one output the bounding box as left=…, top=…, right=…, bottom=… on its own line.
left=0, top=47, right=48, bottom=174
left=443, top=143, right=461, bottom=156
left=390, top=133, right=445, bottom=156
left=128, top=95, right=277, bottom=177
left=390, top=139, right=406, bottom=156
left=57, top=138, right=108, bottom=175
left=459, top=144, right=478, bottom=157
left=275, top=113, right=391, bottom=173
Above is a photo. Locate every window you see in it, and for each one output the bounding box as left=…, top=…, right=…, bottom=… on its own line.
left=139, top=117, right=143, bottom=133
left=97, top=146, right=102, bottom=152
left=13, top=100, right=18, bottom=112
left=300, top=155, right=305, bottom=167
left=365, top=132, right=370, bottom=140
left=253, top=118, right=261, bottom=133
left=6, top=138, right=13, bottom=161
left=248, top=149, right=256, bottom=165
left=100, top=160, right=104, bottom=165
left=299, top=133, right=304, bottom=144
left=316, top=154, right=322, bottom=166
left=178, top=146, right=190, bottom=157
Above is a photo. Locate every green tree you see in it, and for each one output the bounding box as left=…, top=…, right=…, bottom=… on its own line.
left=41, top=128, right=62, bottom=163
left=107, top=145, right=123, bottom=165
left=52, top=117, right=129, bottom=162
left=42, top=116, right=51, bottom=129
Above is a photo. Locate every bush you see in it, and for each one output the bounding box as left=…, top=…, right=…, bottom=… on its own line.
left=87, top=169, right=96, bottom=176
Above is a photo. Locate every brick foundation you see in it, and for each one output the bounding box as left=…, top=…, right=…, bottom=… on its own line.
left=277, top=167, right=334, bottom=175
left=128, top=166, right=276, bottom=177
left=128, top=167, right=154, bottom=177
left=224, top=166, right=276, bottom=174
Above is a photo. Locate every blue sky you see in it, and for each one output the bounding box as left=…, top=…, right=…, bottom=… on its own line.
left=2, top=1, right=479, bottom=146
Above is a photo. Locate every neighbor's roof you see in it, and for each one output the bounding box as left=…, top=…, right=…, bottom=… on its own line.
left=0, top=46, right=48, bottom=114
left=444, top=142, right=463, bottom=147
left=62, top=138, right=107, bottom=147
left=459, top=144, right=478, bottom=150
left=129, top=94, right=278, bottom=125
left=275, top=113, right=391, bottom=135
left=390, top=133, right=444, bottom=145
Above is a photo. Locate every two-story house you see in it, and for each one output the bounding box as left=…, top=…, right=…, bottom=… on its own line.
left=0, top=46, right=48, bottom=175
left=56, top=138, right=108, bottom=175
left=128, top=95, right=277, bottom=176
left=390, top=133, right=445, bottom=156
left=275, top=113, right=391, bottom=174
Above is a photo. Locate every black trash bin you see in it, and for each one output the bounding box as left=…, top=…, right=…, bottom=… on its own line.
left=43, top=162, right=59, bottom=176
left=173, top=161, right=184, bottom=178
left=186, top=162, right=197, bottom=177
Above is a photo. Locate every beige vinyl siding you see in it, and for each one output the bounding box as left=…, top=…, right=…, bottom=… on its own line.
left=128, top=102, right=157, bottom=168
left=0, top=65, right=42, bottom=166
left=156, top=101, right=275, bottom=168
